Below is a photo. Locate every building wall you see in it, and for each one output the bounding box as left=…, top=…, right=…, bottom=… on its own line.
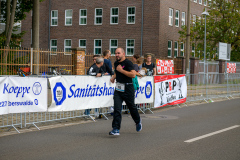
left=21, top=0, right=206, bottom=58
left=159, top=0, right=206, bottom=58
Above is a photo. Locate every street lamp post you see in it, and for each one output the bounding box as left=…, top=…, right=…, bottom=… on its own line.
left=202, top=8, right=213, bottom=103
left=202, top=8, right=209, bottom=84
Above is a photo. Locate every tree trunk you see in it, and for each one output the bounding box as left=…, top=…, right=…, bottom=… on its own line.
left=32, top=0, right=40, bottom=74
left=5, top=0, right=17, bottom=47
left=3, top=0, right=16, bottom=74
left=5, top=0, right=10, bottom=37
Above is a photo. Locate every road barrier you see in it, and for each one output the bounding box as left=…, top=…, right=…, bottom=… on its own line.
left=0, top=73, right=240, bottom=133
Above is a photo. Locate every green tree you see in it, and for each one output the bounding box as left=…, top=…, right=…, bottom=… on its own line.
left=0, top=0, right=42, bottom=47
left=179, top=0, right=240, bottom=61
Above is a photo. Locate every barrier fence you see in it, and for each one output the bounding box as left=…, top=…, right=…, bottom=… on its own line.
left=1, top=73, right=240, bottom=133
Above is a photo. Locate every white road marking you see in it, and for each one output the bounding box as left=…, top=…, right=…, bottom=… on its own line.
left=184, top=125, right=240, bottom=143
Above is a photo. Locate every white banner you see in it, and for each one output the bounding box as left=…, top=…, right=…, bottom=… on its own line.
left=48, top=76, right=154, bottom=112
left=0, top=77, right=47, bottom=115
left=134, top=76, right=154, bottom=104
left=154, top=75, right=187, bottom=108
left=48, top=76, right=115, bottom=112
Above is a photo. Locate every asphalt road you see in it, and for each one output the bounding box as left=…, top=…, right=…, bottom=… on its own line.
left=0, top=99, right=240, bottom=160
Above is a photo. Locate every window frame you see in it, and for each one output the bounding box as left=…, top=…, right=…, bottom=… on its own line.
left=79, top=9, right=87, bottom=25
left=182, top=12, right=186, bottom=26
left=94, top=39, right=102, bottom=55
left=193, top=15, right=196, bottom=26
left=204, top=0, right=207, bottom=6
left=65, top=9, right=73, bottom=26
left=79, top=39, right=86, bottom=49
left=126, top=39, right=135, bottom=55
left=199, top=0, right=202, bottom=4
left=194, top=0, right=197, bottom=3
left=174, top=41, right=178, bottom=58
left=192, top=44, right=195, bottom=57
left=51, top=10, right=58, bottom=26
left=168, top=40, right=172, bottom=57
left=180, top=42, right=184, bottom=57
left=169, top=8, right=173, bottom=26
left=127, top=7, right=136, bottom=24
left=109, top=39, right=118, bottom=55
left=64, top=39, right=72, bottom=55
left=175, top=10, right=179, bottom=27
left=110, top=7, right=119, bottom=24
left=50, top=39, right=57, bottom=55
left=95, top=8, right=103, bottom=25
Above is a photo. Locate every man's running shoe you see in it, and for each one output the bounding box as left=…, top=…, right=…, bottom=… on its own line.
left=109, top=129, right=120, bottom=135
left=136, top=120, right=142, bottom=132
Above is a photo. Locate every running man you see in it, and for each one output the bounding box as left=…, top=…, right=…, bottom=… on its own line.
left=109, top=48, right=142, bottom=135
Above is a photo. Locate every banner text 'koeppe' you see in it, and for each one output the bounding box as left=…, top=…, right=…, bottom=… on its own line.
left=0, top=77, right=47, bottom=115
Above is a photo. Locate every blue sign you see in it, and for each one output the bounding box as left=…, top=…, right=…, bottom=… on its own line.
left=145, top=81, right=152, bottom=99
left=53, top=82, right=66, bottom=106
left=32, top=82, right=42, bottom=95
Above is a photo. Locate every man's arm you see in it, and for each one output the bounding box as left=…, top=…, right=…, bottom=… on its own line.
left=88, top=67, right=97, bottom=76
left=110, top=73, right=116, bottom=83
left=116, top=65, right=136, bottom=78
left=105, top=63, right=114, bottom=75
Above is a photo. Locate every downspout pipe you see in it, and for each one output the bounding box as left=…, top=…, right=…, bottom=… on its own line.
left=48, top=0, right=51, bottom=66
left=140, top=0, right=144, bottom=57
left=48, top=0, right=51, bottom=49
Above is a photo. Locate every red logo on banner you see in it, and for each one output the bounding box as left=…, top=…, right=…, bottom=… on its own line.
left=156, top=59, right=174, bottom=74
left=169, top=82, right=172, bottom=91
left=227, top=63, right=236, bottom=73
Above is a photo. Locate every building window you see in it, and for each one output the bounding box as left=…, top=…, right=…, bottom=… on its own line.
left=127, top=7, right=135, bottom=24
left=95, top=8, right=103, bottom=25
left=168, top=40, right=172, bottom=57
left=199, top=0, right=202, bottom=4
left=94, top=39, right=102, bottom=54
left=110, top=39, right=118, bottom=54
left=192, top=44, right=195, bottom=57
left=126, top=39, right=135, bottom=55
left=50, top=39, right=57, bottom=55
left=174, top=41, right=178, bottom=57
left=169, top=8, right=173, bottom=26
left=194, top=0, right=197, bottom=3
left=65, top=9, right=72, bottom=26
left=79, top=39, right=86, bottom=49
left=175, top=10, right=179, bottom=27
left=111, top=8, right=119, bottom=24
left=51, top=10, right=58, bottom=26
left=64, top=39, right=72, bottom=54
left=204, top=0, right=207, bottom=6
left=193, top=15, right=196, bottom=27
left=79, top=9, right=87, bottom=25
left=180, top=42, right=184, bottom=56
left=182, top=12, right=185, bottom=26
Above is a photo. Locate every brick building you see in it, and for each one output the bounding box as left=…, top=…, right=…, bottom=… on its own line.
left=21, top=0, right=207, bottom=58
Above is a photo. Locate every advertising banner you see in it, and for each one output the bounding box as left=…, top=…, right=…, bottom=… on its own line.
left=48, top=76, right=154, bottom=112
left=0, top=77, right=47, bottom=115
left=219, top=42, right=231, bottom=60
left=156, top=59, right=174, bottom=74
left=135, top=76, right=154, bottom=104
left=154, top=75, right=187, bottom=108
left=227, top=63, right=236, bottom=73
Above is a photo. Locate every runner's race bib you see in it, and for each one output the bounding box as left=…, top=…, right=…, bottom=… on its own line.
left=115, top=82, right=125, bottom=92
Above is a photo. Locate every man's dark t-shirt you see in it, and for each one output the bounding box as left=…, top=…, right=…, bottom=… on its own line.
left=114, top=59, right=134, bottom=83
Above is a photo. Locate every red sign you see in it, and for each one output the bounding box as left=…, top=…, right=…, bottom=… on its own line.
left=156, top=59, right=174, bottom=74
left=227, top=63, right=236, bottom=73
